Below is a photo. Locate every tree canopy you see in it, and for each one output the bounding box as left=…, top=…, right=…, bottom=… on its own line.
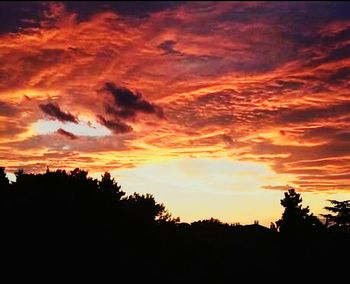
left=0, top=167, right=349, bottom=281
left=322, top=199, right=350, bottom=230
left=276, top=188, right=322, bottom=234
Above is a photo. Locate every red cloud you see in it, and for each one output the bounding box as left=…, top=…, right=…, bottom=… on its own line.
left=1, top=2, right=350, bottom=193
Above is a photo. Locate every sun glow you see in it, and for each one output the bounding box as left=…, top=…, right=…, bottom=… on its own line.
left=107, top=158, right=293, bottom=225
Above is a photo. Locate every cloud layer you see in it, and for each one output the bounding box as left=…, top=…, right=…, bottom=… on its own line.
left=1, top=2, right=350, bottom=194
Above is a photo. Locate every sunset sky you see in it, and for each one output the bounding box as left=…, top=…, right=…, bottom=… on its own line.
left=2, top=1, right=350, bottom=225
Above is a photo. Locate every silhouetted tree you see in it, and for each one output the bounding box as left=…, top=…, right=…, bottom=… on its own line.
left=321, top=200, right=350, bottom=231
left=3, top=166, right=350, bottom=280
left=99, top=172, right=125, bottom=200
left=0, top=167, right=9, bottom=190
left=276, top=188, right=322, bottom=234
left=124, top=193, right=174, bottom=224
left=270, top=222, right=277, bottom=231
left=0, top=167, right=10, bottom=212
left=191, top=218, right=226, bottom=227
left=14, top=168, right=25, bottom=184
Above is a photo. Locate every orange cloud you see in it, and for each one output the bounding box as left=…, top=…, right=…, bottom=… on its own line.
left=1, top=1, right=350, bottom=197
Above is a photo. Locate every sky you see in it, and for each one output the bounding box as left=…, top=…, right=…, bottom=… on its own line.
left=1, top=1, right=350, bottom=225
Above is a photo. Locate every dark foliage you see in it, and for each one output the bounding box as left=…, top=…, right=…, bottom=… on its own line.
left=0, top=168, right=349, bottom=281
left=276, top=188, right=323, bottom=235
left=322, top=199, right=350, bottom=232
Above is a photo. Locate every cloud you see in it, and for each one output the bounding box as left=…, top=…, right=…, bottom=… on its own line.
left=4, top=133, right=133, bottom=153
left=307, top=44, right=350, bottom=68
left=39, top=102, right=78, bottom=123
left=104, top=82, right=164, bottom=119
left=158, top=40, right=180, bottom=55
left=221, top=134, right=236, bottom=147
left=97, top=115, right=133, bottom=134
left=56, top=128, right=78, bottom=140
left=275, top=102, right=350, bottom=124
left=0, top=121, right=27, bottom=138
left=299, top=126, right=341, bottom=142
left=327, top=67, right=350, bottom=84
left=0, top=101, right=17, bottom=117
left=262, top=185, right=291, bottom=191
left=0, top=2, right=41, bottom=34
left=2, top=1, right=350, bottom=193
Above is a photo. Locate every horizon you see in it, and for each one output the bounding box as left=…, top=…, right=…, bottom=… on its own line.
left=5, top=164, right=350, bottom=227
left=2, top=1, right=350, bottom=226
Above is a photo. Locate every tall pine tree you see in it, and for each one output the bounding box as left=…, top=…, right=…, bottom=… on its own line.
left=277, top=188, right=322, bottom=234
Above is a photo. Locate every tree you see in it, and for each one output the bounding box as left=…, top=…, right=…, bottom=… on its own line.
left=321, top=200, right=350, bottom=230
left=0, top=167, right=9, bottom=190
left=14, top=168, right=25, bottom=183
left=276, top=188, right=322, bottom=234
left=124, top=193, right=176, bottom=224
left=0, top=167, right=10, bottom=210
left=98, top=172, right=125, bottom=201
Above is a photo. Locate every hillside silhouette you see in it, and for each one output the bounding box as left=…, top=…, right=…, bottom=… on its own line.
left=1, top=167, right=349, bottom=281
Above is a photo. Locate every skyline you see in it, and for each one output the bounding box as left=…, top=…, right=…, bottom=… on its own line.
left=2, top=1, right=350, bottom=225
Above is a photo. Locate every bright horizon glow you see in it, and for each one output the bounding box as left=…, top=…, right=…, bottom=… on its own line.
left=107, top=158, right=350, bottom=226
left=7, top=157, right=350, bottom=227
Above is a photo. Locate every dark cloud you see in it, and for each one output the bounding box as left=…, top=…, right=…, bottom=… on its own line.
left=104, top=82, right=164, bottom=119
left=221, top=134, right=236, bottom=147
left=0, top=2, right=41, bottom=34
left=105, top=104, right=135, bottom=120
left=65, top=1, right=184, bottom=20
left=322, top=27, right=350, bottom=46
left=158, top=40, right=181, bottom=55
left=97, top=115, right=133, bottom=134
left=334, top=131, right=350, bottom=142
left=56, top=128, right=78, bottom=140
left=300, top=127, right=350, bottom=144
left=158, top=39, right=222, bottom=70
left=39, top=102, right=78, bottom=123
left=301, top=127, right=341, bottom=140
left=0, top=101, right=17, bottom=117
left=307, top=44, right=350, bottom=67
left=275, top=80, right=304, bottom=90
left=0, top=1, right=185, bottom=35
left=327, top=67, right=350, bottom=84
left=278, top=102, right=350, bottom=124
